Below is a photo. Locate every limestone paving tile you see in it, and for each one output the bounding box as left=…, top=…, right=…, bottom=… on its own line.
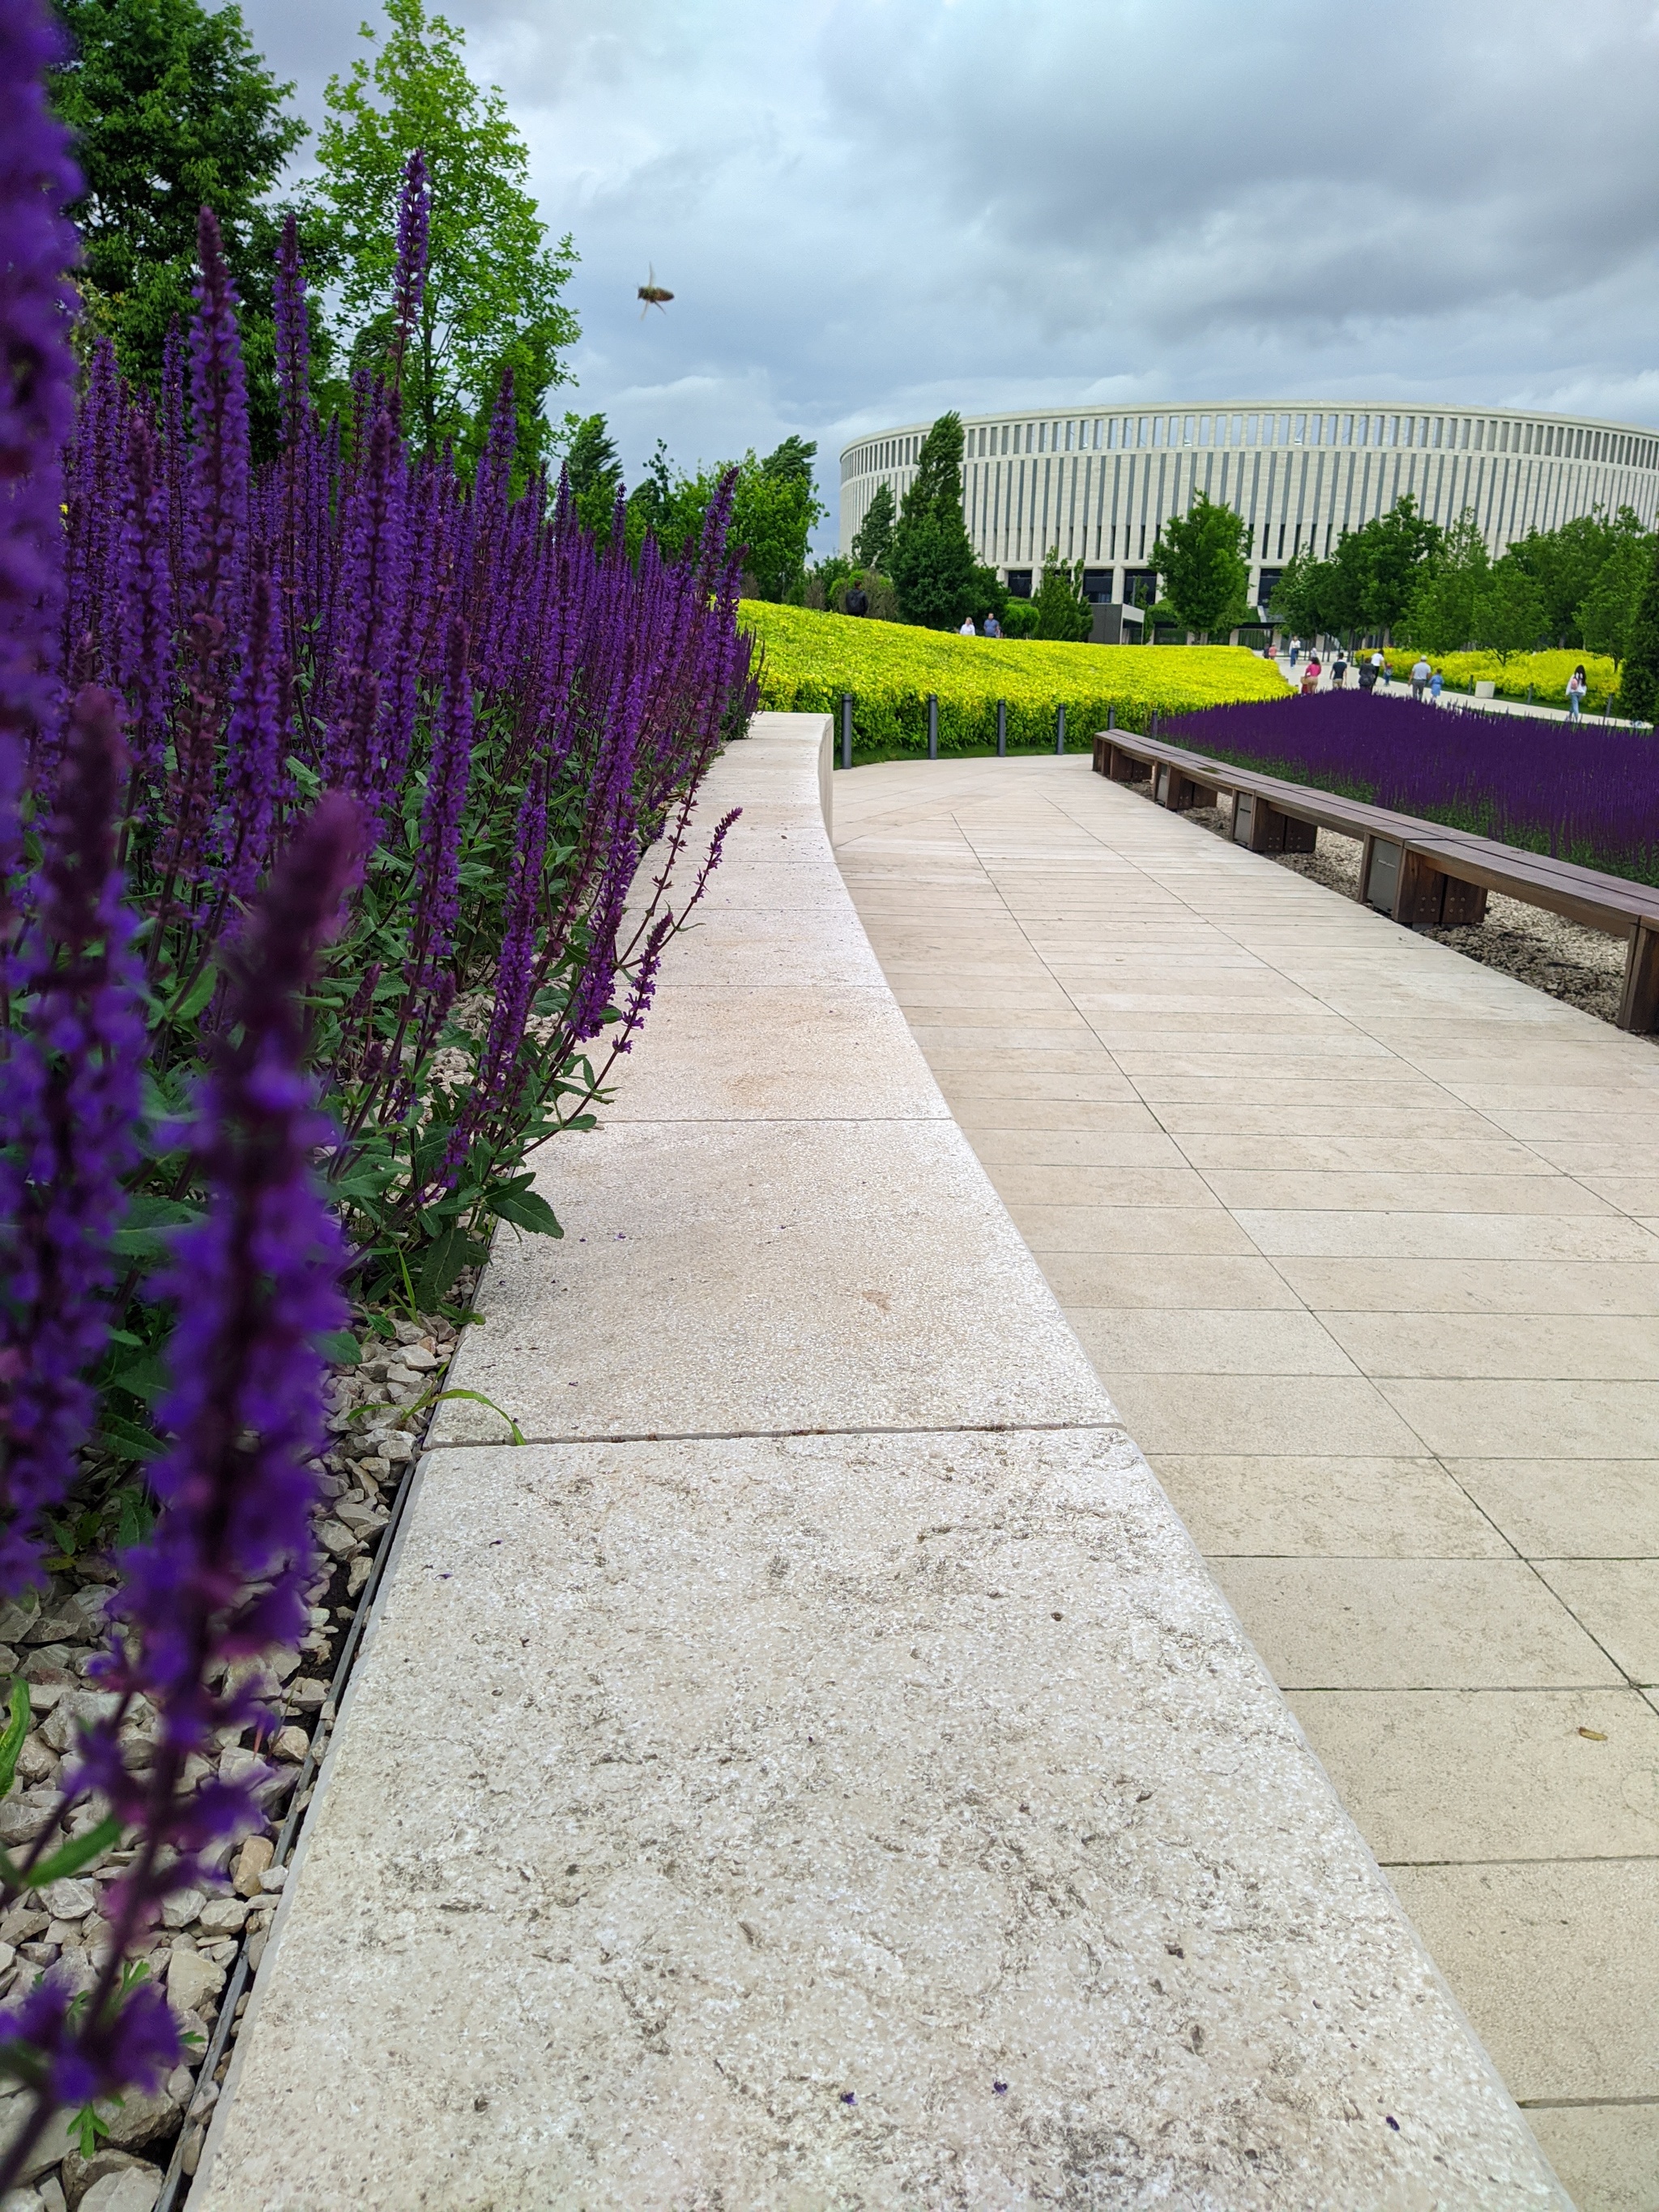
left=1320, top=1311, right=1659, bottom=1381
left=1389, top=1861, right=1659, bottom=2104
left=1378, top=1378, right=1659, bottom=1460
left=1154, top=1455, right=1511, bottom=1559
left=1205, top=1170, right=1618, bottom=1216
left=1038, top=1251, right=1300, bottom=1308
left=1066, top=1305, right=1357, bottom=1377
left=962, top=1125, right=1189, bottom=1168
left=1535, top=1562, right=1659, bottom=1685
left=1528, top=2107, right=1659, bottom=2212
left=198, top=1430, right=1566, bottom=2212
left=1448, top=1461, right=1659, bottom=1559
left=1212, top=1560, right=1624, bottom=1690
left=984, top=1163, right=1221, bottom=1209
left=1009, top=1204, right=1258, bottom=1255
left=1274, top=1258, right=1659, bottom=1316
left=1286, top=1688, right=1659, bottom=1861
left=1236, top=1210, right=1659, bottom=1262
left=1106, top=1371, right=1427, bottom=1457
left=427, top=1115, right=1113, bottom=1447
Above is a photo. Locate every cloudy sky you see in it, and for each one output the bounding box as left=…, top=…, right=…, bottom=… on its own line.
left=242, top=0, right=1659, bottom=551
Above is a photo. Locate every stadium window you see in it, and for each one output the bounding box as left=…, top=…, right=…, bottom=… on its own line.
left=1293, top=413, right=1306, bottom=444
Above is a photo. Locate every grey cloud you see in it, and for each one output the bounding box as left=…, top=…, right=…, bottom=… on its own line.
left=240, top=0, right=1659, bottom=546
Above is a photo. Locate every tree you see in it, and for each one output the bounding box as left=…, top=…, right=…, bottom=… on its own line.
left=555, top=411, right=622, bottom=541
left=1576, top=526, right=1655, bottom=671
left=1267, top=548, right=1326, bottom=640
left=49, top=0, right=307, bottom=441
left=889, top=412, right=978, bottom=628
left=305, top=0, right=578, bottom=470
left=1509, top=509, right=1636, bottom=645
left=1611, top=535, right=1659, bottom=721
left=730, top=440, right=823, bottom=600
left=1031, top=549, right=1092, bottom=641
left=1149, top=492, right=1248, bottom=640
left=1473, top=556, right=1548, bottom=663
left=1352, top=494, right=1441, bottom=636
left=851, top=479, right=895, bottom=573
left=1401, top=509, right=1489, bottom=653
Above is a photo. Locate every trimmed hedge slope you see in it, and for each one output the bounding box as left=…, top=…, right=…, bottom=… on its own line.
left=740, top=602, right=1290, bottom=757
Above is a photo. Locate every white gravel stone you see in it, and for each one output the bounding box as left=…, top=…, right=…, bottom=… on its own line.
left=166, top=1946, right=225, bottom=2016
left=38, top=1878, right=94, bottom=1920
left=79, top=2171, right=163, bottom=2212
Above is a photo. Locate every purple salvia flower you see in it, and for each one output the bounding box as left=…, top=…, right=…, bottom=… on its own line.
left=0, top=0, right=80, bottom=809
left=168, top=208, right=252, bottom=887
left=0, top=688, right=144, bottom=1591
left=219, top=553, right=286, bottom=900
left=388, top=148, right=429, bottom=390
left=273, top=211, right=309, bottom=448
left=0, top=796, right=366, bottom=2191
left=122, top=410, right=173, bottom=794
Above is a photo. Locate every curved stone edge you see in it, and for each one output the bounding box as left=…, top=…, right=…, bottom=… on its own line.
left=192, top=714, right=1567, bottom=2210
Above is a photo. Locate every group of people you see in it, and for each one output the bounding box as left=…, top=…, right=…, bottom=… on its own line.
left=1286, top=636, right=1593, bottom=720
left=959, top=613, right=1004, bottom=637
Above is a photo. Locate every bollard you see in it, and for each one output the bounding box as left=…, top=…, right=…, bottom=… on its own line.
left=1055, top=702, right=1066, bottom=755
left=840, top=692, right=852, bottom=770
left=1107, top=705, right=1116, bottom=733
left=928, top=693, right=938, bottom=760
left=996, top=699, right=1007, bottom=757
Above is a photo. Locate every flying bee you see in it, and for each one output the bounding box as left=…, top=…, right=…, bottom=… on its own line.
left=638, top=264, right=674, bottom=317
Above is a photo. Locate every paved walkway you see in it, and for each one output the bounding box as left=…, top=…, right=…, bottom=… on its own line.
left=834, top=753, right=1659, bottom=2212
left=1275, top=655, right=1642, bottom=727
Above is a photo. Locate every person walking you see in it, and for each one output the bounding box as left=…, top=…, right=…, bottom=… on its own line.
left=1299, top=655, right=1321, bottom=696
left=958, top=613, right=978, bottom=636
left=983, top=611, right=1002, bottom=638
left=1370, top=650, right=1386, bottom=688
left=1410, top=654, right=1431, bottom=701
left=845, top=582, right=869, bottom=618
left=1430, top=667, right=1444, bottom=704
left=1567, top=664, right=1587, bottom=722
left=1289, top=635, right=1302, bottom=667
left=1332, top=651, right=1349, bottom=689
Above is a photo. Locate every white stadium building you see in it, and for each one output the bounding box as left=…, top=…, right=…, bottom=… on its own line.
left=839, top=403, right=1659, bottom=616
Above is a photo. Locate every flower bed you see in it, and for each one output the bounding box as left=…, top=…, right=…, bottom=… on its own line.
left=1161, top=691, right=1659, bottom=886
left=0, top=32, right=751, bottom=2197
left=1381, top=646, right=1622, bottom=715
left=740, top=602, right=1289, bottom=757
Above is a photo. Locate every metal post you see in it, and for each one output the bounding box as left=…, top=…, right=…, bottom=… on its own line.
left=1107, top=705, right=1115, bottom=732
left=928, top=693, right=938, bottom=760
left=1055, top=702, right=1066, bottom=755
left=840, top=693, right=852, bottom=771
left=996, top=699, right=1007, bottom=757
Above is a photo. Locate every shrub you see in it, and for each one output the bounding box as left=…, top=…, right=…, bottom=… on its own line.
left=741, top=602, right=1289, bottom=758
left=1384, top=646, right=1621, bottom=714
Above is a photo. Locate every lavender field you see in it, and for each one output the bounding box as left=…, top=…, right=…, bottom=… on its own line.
left=1162, top=693, right=1659, bottom=888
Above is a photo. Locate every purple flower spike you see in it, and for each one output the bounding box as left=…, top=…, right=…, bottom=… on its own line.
left=389, top=149, right=430, bottom=387
left=0, top=687, right=144, bottom=1589
left=0, top=0, right=81, bottom=797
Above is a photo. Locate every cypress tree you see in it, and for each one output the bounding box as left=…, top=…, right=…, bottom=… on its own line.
left=889, top=412, right=977, bottom=629
left=851, top=479, right=895, bottom=572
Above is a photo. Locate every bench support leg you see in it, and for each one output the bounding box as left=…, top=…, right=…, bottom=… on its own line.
left=1393, top=850, right=1491, bottom=928
left=1618, top=922, right=1659, bottom=1032
left=1235, top=793, right=1316, bottom=853
left=1107, top=744, right=1138, bottom=782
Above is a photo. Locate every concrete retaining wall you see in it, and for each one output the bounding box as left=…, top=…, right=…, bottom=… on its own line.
left=195, top=714, right=1565, bottom=2209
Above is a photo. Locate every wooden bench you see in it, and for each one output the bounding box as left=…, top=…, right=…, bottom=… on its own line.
left=1093, top=728, right=1659, bottom=1033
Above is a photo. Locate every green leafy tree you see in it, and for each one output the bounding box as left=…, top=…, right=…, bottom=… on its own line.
left=1401, top=509, right=1489, bottom=653
left=1352, top=494, right=1441, bottom=637
left=1509, top=509, right=1636, bottom=645
left=1606, top=535, right=1659, bottom=718
left=306, top=0, right=578, bottom=470
left=851, top=479, right=896, bottom=572
left=1576, top=526, right=1655, bottom=671
left=889, top=412, right=978, bottom=628
left=731, top=441, right=824, bottom=600
left=554, top=411, right=622, bottom=541
left=1267, top=548, right=1326, bottom=640
left=49, top=0, right=307, bottom=443
left=1473, top=556, right=1548, bottom=663
left=1149, top=492, right=1249, bottom=640
left=1031, top=549, right=1092, bottom=641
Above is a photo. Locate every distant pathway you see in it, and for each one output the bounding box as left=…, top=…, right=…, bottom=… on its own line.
left=835, top=752, right=1659, bottom=2212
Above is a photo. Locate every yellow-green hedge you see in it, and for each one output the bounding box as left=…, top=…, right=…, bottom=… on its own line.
left=1384, top=646, right=1620, bottom=713
left=740, top=601, right=1290, bottom=757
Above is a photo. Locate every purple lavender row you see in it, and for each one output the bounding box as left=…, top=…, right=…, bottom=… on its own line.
left=1162, top=690, right=1659, bottom=884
